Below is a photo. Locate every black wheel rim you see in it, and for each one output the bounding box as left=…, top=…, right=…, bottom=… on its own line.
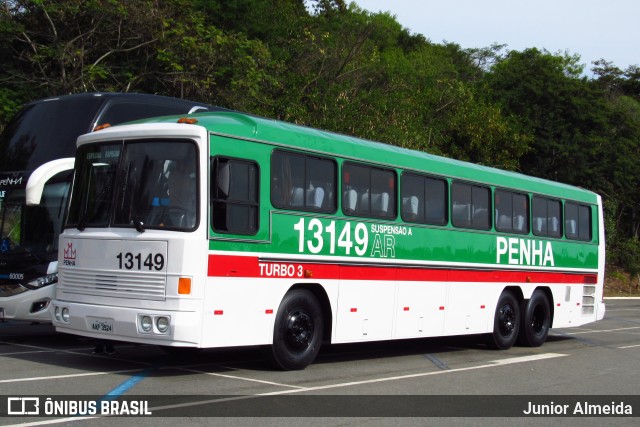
left=284, top=309, right=314, bottom=353
left=498, top=303, right=517, bottom=338
left=531, top=304, right=546, bottom=335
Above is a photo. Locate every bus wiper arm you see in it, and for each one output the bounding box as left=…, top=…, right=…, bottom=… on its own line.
left=132, top=216, right=145, bottom=233
left=77, top=211, right=88, bottom=231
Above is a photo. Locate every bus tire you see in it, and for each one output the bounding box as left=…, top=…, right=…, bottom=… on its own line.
left=267, top=289, right=323, bottom=370
left=490, top=290, right=520, bottom=350
left=518, top=290, right=551, bottom=347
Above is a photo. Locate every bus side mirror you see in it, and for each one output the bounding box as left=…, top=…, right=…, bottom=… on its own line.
left=26, top=158, right=75, bottom=206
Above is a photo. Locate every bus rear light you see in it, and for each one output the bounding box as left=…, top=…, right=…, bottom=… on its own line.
left=178, top=277, right=191, bottom=295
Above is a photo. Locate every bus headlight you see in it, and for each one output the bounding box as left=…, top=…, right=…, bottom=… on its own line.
left=156, top=316, right=170, bottom=333
left=54, top=306, right=61, bottom=321
left=61, top=307, right=70, bottom=322
left=26, top=273, right=58, bottom=289
left=140, top=315, right=153, bottom=332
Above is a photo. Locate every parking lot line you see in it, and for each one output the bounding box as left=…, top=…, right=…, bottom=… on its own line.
left=560, top=326, right=640, bottom=335
left=0, top=369, right=144, bottom=384
left=618, top=344, right=640, bottom=349
left=423, top=353, right=450, bottom=370
left=178, top=367, right=305, bottom=389
left=142, top=352, right=569, bottom=414
left=104, top=363, right=162, bottom=398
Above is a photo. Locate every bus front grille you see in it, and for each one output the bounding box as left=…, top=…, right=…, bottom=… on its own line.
left=59, top=268, right=166, bottom=300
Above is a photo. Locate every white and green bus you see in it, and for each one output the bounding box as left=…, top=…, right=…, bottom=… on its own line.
left=43, top=112, right=605, bottom=370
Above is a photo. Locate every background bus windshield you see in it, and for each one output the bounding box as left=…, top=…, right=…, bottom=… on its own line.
left=0, top=175, right=69, bottom=255
left=0, top=97, right=103, bottom=173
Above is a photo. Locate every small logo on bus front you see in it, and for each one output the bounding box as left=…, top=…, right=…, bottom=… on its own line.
left=63, top=242, right=76, bottom=266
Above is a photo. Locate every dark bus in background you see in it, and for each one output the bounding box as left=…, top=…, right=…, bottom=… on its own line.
left=0, top=92, right=217, bottom=322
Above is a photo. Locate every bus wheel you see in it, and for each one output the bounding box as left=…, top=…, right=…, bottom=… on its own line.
left=490, top=290, right=520, bottom=350
left=267, top=289, right=324, bottom=370
left=518, top=290, right=551, bottom=347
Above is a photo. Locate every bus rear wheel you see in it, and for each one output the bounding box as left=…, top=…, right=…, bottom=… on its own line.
left=266, top=289, right=323, bottom=370
left=490, top=290, right=520, bottom=350
left=518, top=290, right=551, bottom=347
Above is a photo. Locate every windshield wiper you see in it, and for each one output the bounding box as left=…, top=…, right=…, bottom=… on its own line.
left=132, top=216, right=145, bottom=233
left=77, top=211, right=89, bottom=231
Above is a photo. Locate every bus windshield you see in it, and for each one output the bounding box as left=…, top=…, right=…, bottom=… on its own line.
left=0, top=98, right=103, bottom=173
left=1, top=173, right=71, bottom=255
left=67, top=140, right=198, bottom=232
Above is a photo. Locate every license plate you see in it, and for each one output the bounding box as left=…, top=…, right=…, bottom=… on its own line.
left=90, top=319, right=114, bottom=333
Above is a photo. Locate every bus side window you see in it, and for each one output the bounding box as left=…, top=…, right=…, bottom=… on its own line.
left=401, top=172, right=447, bottom=225
left=495, top=190, right=529, bottom=234
left=451, top=181, right=490, bottom=230
left=271, top=150, right=336, bottom=213
left=211, top=157, right=259, bottom=235
left=342, top=162, right=396, bottom=219
left=532, top=197, right=562, bottom=238
left=565, top=202, right=592, bottom=241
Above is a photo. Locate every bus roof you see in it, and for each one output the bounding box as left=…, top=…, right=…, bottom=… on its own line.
left=132, top=111, right=599, bottom=204
left=0, top=92, right=225, bottom=177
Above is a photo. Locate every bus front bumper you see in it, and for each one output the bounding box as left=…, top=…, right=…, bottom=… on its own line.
left=50, top=300, right=201, bottom=347
left=0, top=285, right=55, bottom=323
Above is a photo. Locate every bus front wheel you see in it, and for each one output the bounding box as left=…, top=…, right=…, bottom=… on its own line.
left=490, top=290, right=520, bottom=350
left=266, top=289, right=324, bottom=370
left=518, top=290, right=551, bottom=347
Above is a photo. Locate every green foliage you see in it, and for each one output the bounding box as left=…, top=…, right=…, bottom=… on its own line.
left=612, top=238, right=640, bottom=278
left=1, top=1, right=639, bottom=275
left=0, top=88, right=22, bottom=134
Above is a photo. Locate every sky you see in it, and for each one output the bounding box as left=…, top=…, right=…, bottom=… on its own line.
left=353, top=0, right=639, bottom=73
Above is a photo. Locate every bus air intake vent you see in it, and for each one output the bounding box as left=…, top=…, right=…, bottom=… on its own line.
left=59, top=268, right=166, bottom=300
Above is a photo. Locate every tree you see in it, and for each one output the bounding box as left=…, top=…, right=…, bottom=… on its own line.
left=0, top=0, right=278, bottom=112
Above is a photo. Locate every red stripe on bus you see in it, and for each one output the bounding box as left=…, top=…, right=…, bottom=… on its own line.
left=207, top=254, right=596, bottom=284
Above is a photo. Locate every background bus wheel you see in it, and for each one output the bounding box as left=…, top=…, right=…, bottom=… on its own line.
left=266, top=289, right=323, bottom=370
left=490, top=290, right=520, bottom=350
left=518, top=290, right=551, bottom=347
